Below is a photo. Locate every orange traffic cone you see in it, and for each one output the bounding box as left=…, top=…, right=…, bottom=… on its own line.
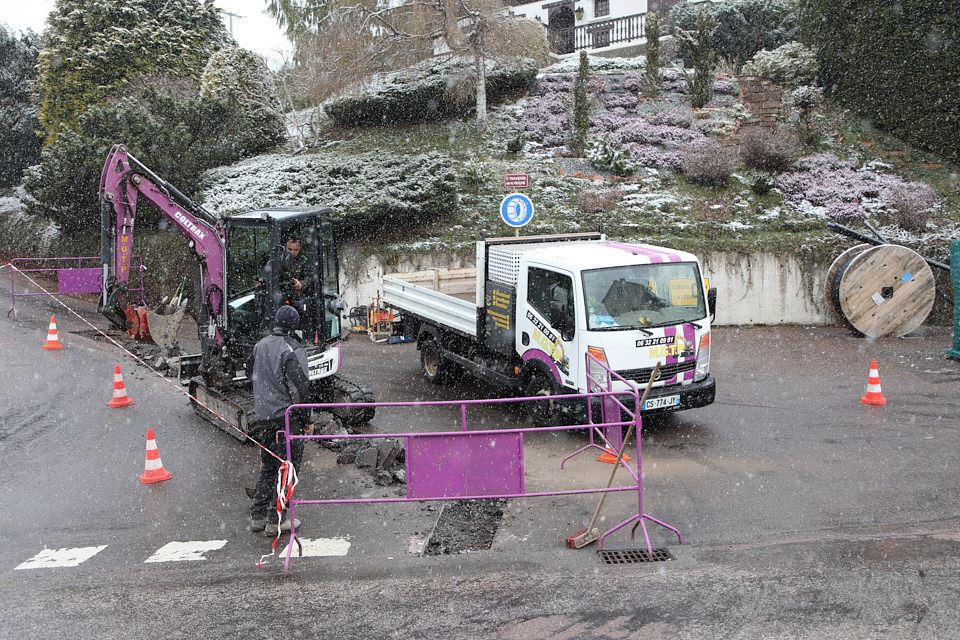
left=860, top=359, right=887, bottom=406
left=597, top=448, right=632, bottom=464
left=108, top=365, right=135, bottom=408
left=140, top=428, right=172, bottom=484
left=42, top=315, right=63, bottom=350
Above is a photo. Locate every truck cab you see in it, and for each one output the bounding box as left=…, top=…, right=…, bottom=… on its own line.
left=384, top=233, right=716, bottom=422
left=506, top=240, right=715, bottom=417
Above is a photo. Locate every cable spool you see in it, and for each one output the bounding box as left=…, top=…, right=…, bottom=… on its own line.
left=828, top=244, right=936, bottom=338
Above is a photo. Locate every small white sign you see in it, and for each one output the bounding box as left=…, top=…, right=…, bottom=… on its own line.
left=144, top=540, right=228, bottom=563
left=16, top=545, right=108, bottom=570
left=871, top=291, right=886, bottom=306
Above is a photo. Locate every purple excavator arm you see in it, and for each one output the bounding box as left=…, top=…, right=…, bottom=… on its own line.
left=98, top=143, right=227, bottom=344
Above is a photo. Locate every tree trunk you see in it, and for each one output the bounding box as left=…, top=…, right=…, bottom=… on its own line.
left=473, top=22, right=487, bottom=133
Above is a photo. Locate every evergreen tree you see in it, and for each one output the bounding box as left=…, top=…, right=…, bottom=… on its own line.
left=681, top=11, right=716, bottom=109
left=569, top=51, right=590, bottom=156
left=799, top=0, right=960, bottom=163
left=36, top=0, right=233, bottom=143
left=644, top=12, right=662, bottom=98
left=0, top=26, right=42, bottom=187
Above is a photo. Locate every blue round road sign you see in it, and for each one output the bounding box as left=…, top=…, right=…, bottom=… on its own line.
left=500, top=193, right=535, bottom=228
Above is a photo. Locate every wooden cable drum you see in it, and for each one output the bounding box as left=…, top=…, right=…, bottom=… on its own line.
left=831, top=244, right=936, bottom=338
left=824, top=243, right=871, bottom=327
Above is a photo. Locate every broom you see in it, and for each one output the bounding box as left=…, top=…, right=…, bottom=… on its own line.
left=566, top=362, right=661, bottom=549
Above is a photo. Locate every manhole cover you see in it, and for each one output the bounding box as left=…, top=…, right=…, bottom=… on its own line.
left=598, top=548, right=673, bottom=565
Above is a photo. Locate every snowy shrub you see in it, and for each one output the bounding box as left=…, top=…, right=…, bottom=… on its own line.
left=776, top=154, right=911, bottom=220
left=782, top=85, right=824, bottom=146
left=662, top=68, right=689, bottom=93
left=670, top=0, right=797, bottom=65
left=200, top=47, right=285, bottom=149
left=884, top=182, right=939, bottom=232
left=586, top=137, right=638, bottom=177
left=680, top=138, right=734, bottom=186
left=579, top=187, right=620, bottom=213
left=0, top=26, right=41, bottom=188
left=741, top=43, right=818, bottom=88
left=201, top=151, right=458, bottom=236
left=650, top=109, right=693, bottom=128
left=712, top=0, right=797, bottom=65
left=739, top=127, right=799, bottom=172
left=541, top=56, right=646, bottom=74
left=325, top=57, right=537, bottom=126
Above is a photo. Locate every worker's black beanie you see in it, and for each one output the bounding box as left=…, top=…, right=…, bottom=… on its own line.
left=275, top=305, right=300, bottom=329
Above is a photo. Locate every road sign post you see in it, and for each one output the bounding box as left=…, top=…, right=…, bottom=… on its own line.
left=500, top=193, right=534, bottom=237
left=503, top=173, right=530, bottom=190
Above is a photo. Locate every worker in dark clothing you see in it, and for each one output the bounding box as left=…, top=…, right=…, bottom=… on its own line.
left=281, top=236, right=313, bottom=302
left=247, top=304, right=312, bottom=535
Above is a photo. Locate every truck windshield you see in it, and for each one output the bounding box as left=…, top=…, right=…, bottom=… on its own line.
left=582, top=262, right=706, bottom=330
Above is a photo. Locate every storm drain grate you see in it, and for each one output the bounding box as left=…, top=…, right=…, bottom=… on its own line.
left=598, top=548, right=673, bottom=565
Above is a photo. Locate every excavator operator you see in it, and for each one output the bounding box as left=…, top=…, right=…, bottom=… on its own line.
left=281, top=235, right=312, bottom=302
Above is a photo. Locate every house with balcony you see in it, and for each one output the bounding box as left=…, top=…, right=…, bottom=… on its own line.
left=505, top=0, right=683, bottom=57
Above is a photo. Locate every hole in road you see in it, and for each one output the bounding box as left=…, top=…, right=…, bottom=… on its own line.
left=423, top=499, right=506, bottom=555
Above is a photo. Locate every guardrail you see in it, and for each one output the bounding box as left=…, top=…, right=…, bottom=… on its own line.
left=276, top=353, right=681, bottom=574
left=8, top=255, right=145, bottom=319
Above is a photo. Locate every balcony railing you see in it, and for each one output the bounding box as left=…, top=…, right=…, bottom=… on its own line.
left=575, top=12, right=645, bottom=51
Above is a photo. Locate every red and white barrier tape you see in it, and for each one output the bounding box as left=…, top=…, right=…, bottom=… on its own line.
left=3, top=264, right=291, bottom=460
left=257, top=460, right=302, bottom=568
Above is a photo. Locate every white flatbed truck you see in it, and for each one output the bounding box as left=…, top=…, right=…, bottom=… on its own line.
left=382, top=233, right=716, bottom=422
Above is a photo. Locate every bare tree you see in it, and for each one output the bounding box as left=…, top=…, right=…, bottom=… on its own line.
left=266, top=0, right=548, bottom=132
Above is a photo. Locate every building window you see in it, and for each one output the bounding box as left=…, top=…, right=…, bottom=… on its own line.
left=594, top=0, right=610, bottom=17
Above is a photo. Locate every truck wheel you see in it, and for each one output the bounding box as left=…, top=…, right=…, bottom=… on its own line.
left=420, top=341, right=452, bottom=384
left=524, top=373, right=558, bottom=426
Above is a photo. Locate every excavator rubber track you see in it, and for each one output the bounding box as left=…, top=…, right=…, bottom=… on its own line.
left=189, top=380, right=255, bottom=442
left=188, top=375, right=376, bottom=441
left=328, top=375, right=376, bottom=426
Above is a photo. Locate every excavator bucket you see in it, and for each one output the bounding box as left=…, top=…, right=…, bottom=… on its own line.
left=145, top=304, right=187, bottom=351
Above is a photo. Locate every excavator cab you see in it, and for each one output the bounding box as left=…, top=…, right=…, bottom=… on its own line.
left=224, top=208, right=342, bottom=360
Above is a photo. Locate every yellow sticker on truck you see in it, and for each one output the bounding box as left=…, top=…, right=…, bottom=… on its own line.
left=670, top=278, right=699, bottom=306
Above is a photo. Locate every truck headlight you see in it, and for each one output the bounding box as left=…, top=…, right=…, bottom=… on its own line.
left=694, top=332, right=710, bottom=382
left=587, top=345, right=608, bottom=383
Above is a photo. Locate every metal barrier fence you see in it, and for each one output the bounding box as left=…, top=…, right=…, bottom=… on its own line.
left=8, top=255, right=145, bottom=318
left=278, top=354, right=682, bottom=574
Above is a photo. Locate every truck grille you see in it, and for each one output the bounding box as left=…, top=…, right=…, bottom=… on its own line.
left=617, top=360, right=696, bottom=383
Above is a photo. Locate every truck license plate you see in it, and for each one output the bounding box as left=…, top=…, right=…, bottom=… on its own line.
left=643, top=394, right=680, bottom=411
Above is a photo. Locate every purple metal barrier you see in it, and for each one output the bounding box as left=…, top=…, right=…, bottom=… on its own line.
left=278, top=372, right=683, bottom=574
left=8, top=256, right=146, bottom=318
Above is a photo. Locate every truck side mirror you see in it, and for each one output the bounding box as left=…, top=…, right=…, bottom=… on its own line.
left=707, top=287, right=717, bottom=321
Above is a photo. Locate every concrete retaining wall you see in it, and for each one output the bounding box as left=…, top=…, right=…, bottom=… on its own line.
left=338, top=245, right=831, bottom=326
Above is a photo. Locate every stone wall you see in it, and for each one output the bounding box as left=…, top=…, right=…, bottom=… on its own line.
left=737, top=75, right=782, bottom=136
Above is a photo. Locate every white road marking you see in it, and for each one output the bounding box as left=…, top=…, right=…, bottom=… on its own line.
left=280, top=537, right=351, bottom=558
left=15, top=545, right=108, bottom=570
left=144, top=540, right=228, bottom=563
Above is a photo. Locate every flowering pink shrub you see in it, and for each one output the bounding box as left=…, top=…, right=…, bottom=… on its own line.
left=628, top=144, right=684, bottom=170
left=650, top=109, right=693, bottom=128
left=777, top=154, right=912, bottom=220
left=622, top=72, right=644, bottom=93
left=713, top=79, right=736, bottom=95
left=604, top=94, right=640, bottom=110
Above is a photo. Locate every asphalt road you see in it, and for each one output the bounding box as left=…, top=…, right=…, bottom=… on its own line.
left=3, top=278, right=960, bottom=639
